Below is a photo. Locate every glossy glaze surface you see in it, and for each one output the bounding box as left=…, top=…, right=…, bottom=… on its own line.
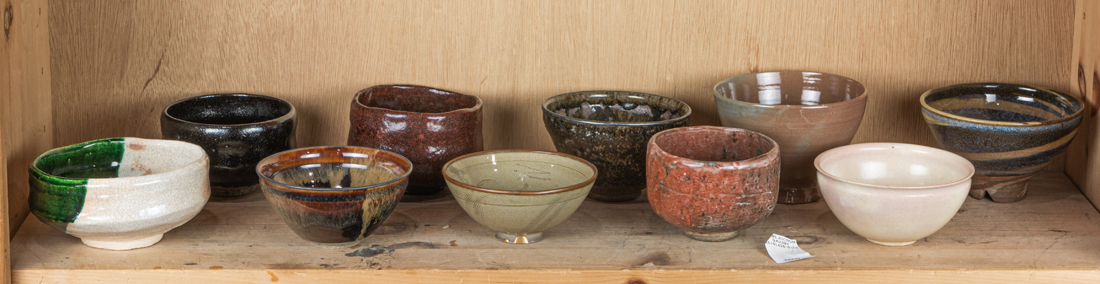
left=29, top=138, right=209, bottom=250
left=714, top=71, right=867, bottom=204
left=162, top=93, right=297, bottom=197
left=348, top=85, right=483, bottom=196
left=443, top=150, right=596, bottom=244
left=257, top=146, right=411, bottom=248
left=542, top=90, right=691, bottom=202
left=647, top=126, right=779, bottom=242
left=920, top=83, right=1082, bottom=202
left=815, top=143, right=973, bottom=246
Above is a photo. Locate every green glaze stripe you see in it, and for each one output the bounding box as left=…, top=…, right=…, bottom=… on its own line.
left=28, top=137, right=126, bottom=223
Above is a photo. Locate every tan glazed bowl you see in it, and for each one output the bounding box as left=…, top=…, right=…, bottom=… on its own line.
left=443, top=150, right=597, bottom=244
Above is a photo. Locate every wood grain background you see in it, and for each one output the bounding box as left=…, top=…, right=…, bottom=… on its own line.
left=1067, top=0, right=1100, bottom=210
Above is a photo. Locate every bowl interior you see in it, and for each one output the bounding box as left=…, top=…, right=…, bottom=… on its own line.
left=922, top=84, right=1081, bottom=123
left=165, top=94, right=293, bottom=125
left=543, top=91, right=689, bottom=123
left=357, top=85, right=480, bottom=114
left=444, top=151, right=595, bottom=193
left=652, top=127, right=775, bottom=162
left=715, top=71, right=865, bottom=106
left=258, top=147, right=411, bottom=191
left=34, top=138, right=205, bottom=179
left=816, top=144, right=973, bottom=188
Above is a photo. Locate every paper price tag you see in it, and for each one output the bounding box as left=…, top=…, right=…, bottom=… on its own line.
left=765, top=234, right=814, bottom=264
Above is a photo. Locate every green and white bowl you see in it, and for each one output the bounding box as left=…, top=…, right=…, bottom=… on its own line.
left=29, top=138, right=210, bottom=250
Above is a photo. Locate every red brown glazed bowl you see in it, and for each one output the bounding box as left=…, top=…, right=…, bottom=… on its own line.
left=647, top=126, right=780, bottom=242
left=256, top=146, right=411, bottom=248
left=347, top=85, right=483, bottom=196
left=714, top=71, right=867, bottom=204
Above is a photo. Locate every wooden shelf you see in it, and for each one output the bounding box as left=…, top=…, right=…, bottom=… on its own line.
left=8, top=172, right=1100, bottom=283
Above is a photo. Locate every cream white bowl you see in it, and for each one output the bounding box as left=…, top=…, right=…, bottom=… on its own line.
left=815, top=143, right=974, bottom=246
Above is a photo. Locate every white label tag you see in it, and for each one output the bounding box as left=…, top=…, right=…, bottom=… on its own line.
left=765, top=234, right=814, bottom=264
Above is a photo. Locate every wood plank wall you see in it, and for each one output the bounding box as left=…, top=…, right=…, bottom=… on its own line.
left=1067, top=0, right=1100, bottom=209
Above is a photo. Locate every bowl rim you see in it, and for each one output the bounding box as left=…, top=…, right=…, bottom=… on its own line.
left=352, top=84, right=483, bottom=115
left=255, top=145, right=414, bottom=192
left=162, top=93, right=297, bottom=127
left=712, top=70, right=868, bottom=109
left=30, top=137, right=208, bottom=183
left=814, top=142, right=975, bottom=190
left=648, top=125, right=780, bottom=164
left=441, top=149, right=598, bottom=195
left=541, top=90, right=692, bottom=126
left=918, top=82, right=1084, bottom=127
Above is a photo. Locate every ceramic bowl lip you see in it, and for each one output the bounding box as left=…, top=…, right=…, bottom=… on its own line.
left=442, top=149, right=598, bottom=196
left=814, top=142, right=975, bottom=190
left=256, top=145, right=413, bottom=192
left=162, top=93, right=297, bottom=127
left=712, top=70, right=868, bottom=109
left=353, top=84, right=483, bottom=115
left=541, top=90, right=692, bottom=126
left=919, top=82, right=1084, bottom=127
left=29, top=137, right=208, bottom=184
left=648, top=126, right=780, bottom=165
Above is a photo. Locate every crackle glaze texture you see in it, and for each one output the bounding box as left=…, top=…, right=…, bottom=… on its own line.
left=162, top=93, right=297, bottom=197
left=257, top=146, right=411, bottom=248
left=647, top=126, right=779, bottom=242
left=921, top=83, right=1083, bottom=203
left=29, top=138, right=210, bottom=250
left=443, top=150, right=596, bottom=244
left=542, top=90, right=691, bottom=202
left=816, top=143, right=973, bottom=246
left=714, top=71, right=867, bottom=204
left=348, top=85, right=483, bottom=196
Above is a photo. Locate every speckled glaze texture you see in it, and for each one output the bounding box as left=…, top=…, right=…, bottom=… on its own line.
left=443, top=150, right=596, bottom=244
left=921, top=83, right=1083, bottom=203
left=714, top=71, right=866, bottom=205
left=542, top=90, right=691, bottom=202
left=348, top=85, right=483, bottom=196
left=162, top=93, right=297, bottom=197
left=29, top=138, right=209, bottom=250
left=257, top=146, right=411, bottom=248
left=647, top=126, right=780, bottom=242
left=816, top=143, right=974, bottom=246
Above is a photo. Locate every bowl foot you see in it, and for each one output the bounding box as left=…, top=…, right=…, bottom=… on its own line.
left=684, top=230, right=739, bottom=242
left=969, top=174, right=1033, bottom=203
left=866, top=239, right=916, bottom=246
left=496, top=232, right=544, bottom=244
left=308, top=239, right=362, bottom=249
left=777, top=186, right=820, bottom=204
left=81, top=234, right=163, bottom=250
left=212, top=184, right=259, bottom=197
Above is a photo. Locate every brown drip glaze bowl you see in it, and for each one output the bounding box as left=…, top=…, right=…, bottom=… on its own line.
left=647, top=126, right=780, bottom=242
left=714, top=71, right=867, bottom=204
left=257, top=146, right=411, bottom=248
left=347, top=85, right=483, bottom=196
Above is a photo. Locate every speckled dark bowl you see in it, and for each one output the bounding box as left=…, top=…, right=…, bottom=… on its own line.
left=256, top=146, right=411, bottom=248
left=348, top=85, right=483, bottom=196
left=162, top=94, right=297, bottom=197
left=542, top=90, right=691, bottom=202
left=920, top=83, right=1083, bottom=203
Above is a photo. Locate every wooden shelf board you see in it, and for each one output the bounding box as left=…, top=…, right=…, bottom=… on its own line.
left=10, top=172, right=1100, bottom=283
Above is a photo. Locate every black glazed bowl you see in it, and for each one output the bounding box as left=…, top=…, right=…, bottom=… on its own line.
left=162, top=93, right=297, bottom=197
left=542, top=90, right=691, bottom=202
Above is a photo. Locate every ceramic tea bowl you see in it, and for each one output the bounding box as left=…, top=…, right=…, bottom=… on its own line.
left=815, top=143, right=974, bottom=246
left=162, top=93, right=297, bottom=197
left=256, top=146, right=411, bottom=248
left=647, top=126, right=780, bottom=242
left=542, top=90, right=691, bottom=202
left=714, top=71, right=867, bottom=204
left=348, top=85, right=483, bottom=196
left=920, top=83, right=1083, bottom=203
left=443, top=150, right=596, bottom=244
left=29, top=138, right=209, bottom=250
